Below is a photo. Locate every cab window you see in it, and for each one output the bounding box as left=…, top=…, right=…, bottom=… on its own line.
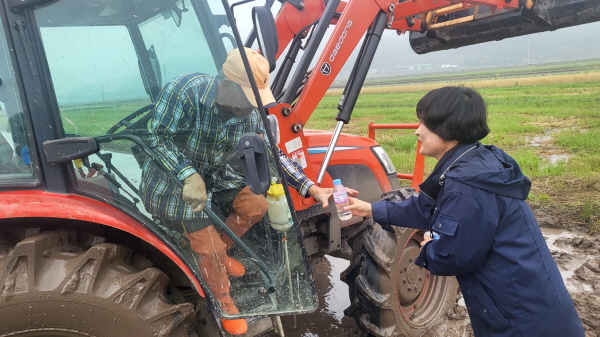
left=0, top=20, right=36, bottom=184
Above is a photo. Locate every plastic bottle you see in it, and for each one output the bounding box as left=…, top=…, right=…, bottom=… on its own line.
left=332, top=179, right=352, bottom=221
left=423, top=231, right=440, bottom=240
left=266, top=182, right=293, bottom=232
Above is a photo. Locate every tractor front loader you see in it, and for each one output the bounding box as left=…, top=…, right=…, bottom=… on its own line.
left=0, top=0, right=597, bottom=336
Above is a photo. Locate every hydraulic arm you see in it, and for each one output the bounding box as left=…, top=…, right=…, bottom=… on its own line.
left=270, top=0, right=599, bottom=184
left=272, top=0, right=599, bottom=125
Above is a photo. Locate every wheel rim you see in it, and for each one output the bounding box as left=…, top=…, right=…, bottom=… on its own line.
left=396, top=229, right=451, bottom=328
left=397, top=238, right=428, bottom=306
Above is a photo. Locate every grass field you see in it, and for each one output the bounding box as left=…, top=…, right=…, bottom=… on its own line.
left=1, top=66, right=598, bottom=230
left=347, top=58, right=600, bottom=89
left=309, top=77, right=600, bottom=231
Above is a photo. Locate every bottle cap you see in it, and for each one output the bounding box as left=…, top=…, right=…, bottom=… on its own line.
left=424, top=231, right=440, bottom=240
left=267, top=183, right=285, bottom=197
left=333, top=179, right=341, bottom=185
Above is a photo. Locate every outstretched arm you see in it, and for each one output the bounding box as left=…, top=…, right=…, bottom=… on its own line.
left=275, top=149, right=358, bottom=208
left=308, top=185, right=359, bottom=209
left=345, top=197, right=373, bottom=217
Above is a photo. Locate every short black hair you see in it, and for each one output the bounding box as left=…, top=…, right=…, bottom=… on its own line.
left=416, top=86, right=489, bottom=143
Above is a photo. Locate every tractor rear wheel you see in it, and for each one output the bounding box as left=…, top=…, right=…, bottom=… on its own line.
left=0, top=230, right=195, bottom=337
left=342, top=189, right=458, bottom=337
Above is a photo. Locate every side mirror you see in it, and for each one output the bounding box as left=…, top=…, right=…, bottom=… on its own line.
left=238, top=133, right=271, bottom=195
left=168, top=2, right=182, bottom=27
left=43, top=137, right=99, bottom=164
left=252, top=6, right=278, bottom=73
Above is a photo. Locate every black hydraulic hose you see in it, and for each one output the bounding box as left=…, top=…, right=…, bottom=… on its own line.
left=272, top=36, right=303, bottom=99
left=281, top=0, right=341, bottom=104
left=336, top=11, right=387, bottom=123
left=96, top=152, right=140, bottom=195
left=272, top=20, right=318, bottom=99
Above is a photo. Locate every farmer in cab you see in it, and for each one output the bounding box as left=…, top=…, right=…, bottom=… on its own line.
left=139, top=47, right=356, bottom=334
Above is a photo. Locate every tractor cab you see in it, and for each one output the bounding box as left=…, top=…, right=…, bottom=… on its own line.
left=0, top=0, right=316, bottom=321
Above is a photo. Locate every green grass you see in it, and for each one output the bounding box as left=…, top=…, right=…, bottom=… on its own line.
left=308, top=80, right=600, bottom=229
left=309, top=81, right=600, bottom=178
left=60, top=101, right=150, bottom=136
left=582, top=199, right=600, bottom=233
left=2, top=70, right=597, bottom=230
left=355, top=58, right=600, bottom=88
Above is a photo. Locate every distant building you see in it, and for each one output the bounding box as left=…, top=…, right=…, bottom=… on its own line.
left=390, top=63, right=434, bottom=72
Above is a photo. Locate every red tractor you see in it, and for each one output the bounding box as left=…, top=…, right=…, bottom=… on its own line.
left=0, top=0, right=597, bottom=336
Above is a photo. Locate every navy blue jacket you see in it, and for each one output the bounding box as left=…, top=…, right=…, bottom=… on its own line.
left=372, top=143, right=584, bottom=337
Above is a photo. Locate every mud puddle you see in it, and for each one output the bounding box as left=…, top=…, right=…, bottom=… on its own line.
left=267, top=228, right=600, bottom=337
left=525, top=129, right=572, bottom=166
left=268, top=255, right=355, bottom=337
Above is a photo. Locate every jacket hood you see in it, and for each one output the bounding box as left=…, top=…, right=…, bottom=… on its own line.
left=445, top=144, right=531, bottom=200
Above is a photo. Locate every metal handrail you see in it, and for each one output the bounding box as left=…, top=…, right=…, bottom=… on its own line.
left=367, top=122, right=425, bottom=189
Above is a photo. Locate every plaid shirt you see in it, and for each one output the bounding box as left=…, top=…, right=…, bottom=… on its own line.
left=139, top=73, right=313, bottom=220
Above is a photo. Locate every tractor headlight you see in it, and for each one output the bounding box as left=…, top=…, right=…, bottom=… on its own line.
left=371, top=146, right=396, bottom=175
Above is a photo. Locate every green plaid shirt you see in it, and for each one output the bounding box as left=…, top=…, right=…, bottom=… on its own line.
left=139, top=73, right=313, bottom=220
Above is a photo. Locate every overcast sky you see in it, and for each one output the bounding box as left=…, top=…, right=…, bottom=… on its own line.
left=229, top=0, right=600, bottom=79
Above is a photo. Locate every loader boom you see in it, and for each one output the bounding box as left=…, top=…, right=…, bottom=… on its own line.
left=272, top=0, right=599, bottom=128
left=267, top=0, right=599, bottom=193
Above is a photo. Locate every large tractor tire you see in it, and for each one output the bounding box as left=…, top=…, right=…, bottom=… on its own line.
left=0, top=230, right=196, bottom=337
left=342, top=189, right=458, bottom=337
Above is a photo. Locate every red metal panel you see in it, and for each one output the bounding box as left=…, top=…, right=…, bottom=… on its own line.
left=0, top=190, right=203, bottom=296
left=267, top=104, right=330, bottom=211
left=274, top=0, right=348, bottom=59
left=292, top=0, right=382, bottom=126
left=302, top=130, right=395, bottom=192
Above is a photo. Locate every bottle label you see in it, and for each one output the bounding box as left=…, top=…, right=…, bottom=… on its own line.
left=333, top=190, right=348, bottom=204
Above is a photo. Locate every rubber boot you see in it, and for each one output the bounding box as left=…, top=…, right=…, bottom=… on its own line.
left=187, top=226, right=247, bottom=335
left=224, top=256, right=245, bottom=277
left=218, top=186, right=269, bottom=250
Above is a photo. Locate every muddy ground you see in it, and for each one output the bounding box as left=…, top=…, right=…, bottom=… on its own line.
left=263, top=120, right=600, bottom=336
left=265, top=205, right=600, bottom=337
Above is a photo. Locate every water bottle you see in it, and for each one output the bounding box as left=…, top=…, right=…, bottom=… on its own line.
left=266, top=182, right=293, bottom=232
left=332, top=179, right=352, bottom=221
left=423, top=231, right=440, bottom=240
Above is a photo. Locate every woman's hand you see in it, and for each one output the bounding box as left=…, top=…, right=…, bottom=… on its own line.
left=308, top=185, right=359, bottom=209
left=420, top=235, right=433, bottom=247
left=345, top=197, right=373, bottom=218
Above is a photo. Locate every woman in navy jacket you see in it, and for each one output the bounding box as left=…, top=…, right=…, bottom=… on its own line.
left=346, top=86, right=584, bottom=337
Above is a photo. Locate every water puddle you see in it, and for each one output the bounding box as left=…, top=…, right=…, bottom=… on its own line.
left=274, top=255, right=352, bottom=337
left=323, top=256, right=351, bottom=323
left=525, top=129, right=572, bottom=166
left=541, top=228, right=595, bottom=293
left=544, top=153, right=570, bottom=165
left=525, top=129, right=565, bottom=147
left=271, top=229, right=594, bottom=336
